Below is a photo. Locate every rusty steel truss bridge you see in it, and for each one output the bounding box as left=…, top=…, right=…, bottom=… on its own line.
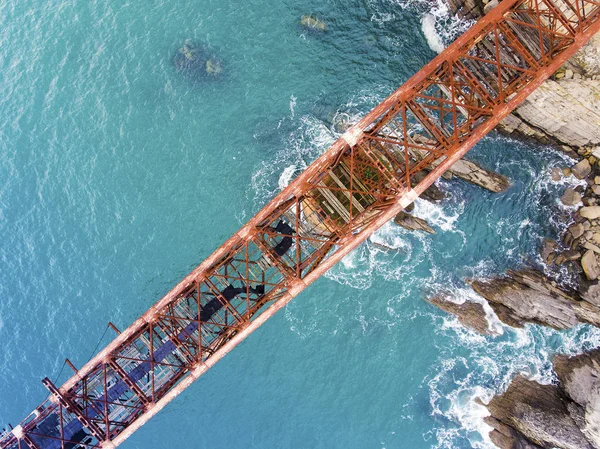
left=2, top=0, right=600, bottom=447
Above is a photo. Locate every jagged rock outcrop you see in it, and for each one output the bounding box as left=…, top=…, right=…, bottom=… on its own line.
left=554, top=350, right=600, bottom=446
left=434, top=4, right=600, bottom=448
left=390, top=161, right=509, bottom=235
left=393, top=211, right=436, bottom=233
left=427, top=294, right=496, bottom=334
left=468, top=269, right=600, bottom=330
left=482, top=350, right=600, bottom=449
left=483, top=375, right=595, bottom=449
left=412, top=149, right=511, bottom=192
left=443, top=158, right=511, bottom=192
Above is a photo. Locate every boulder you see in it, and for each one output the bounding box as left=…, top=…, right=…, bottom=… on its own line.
left=541, top=238, right=558, bottom=263
left=572, top=159, right=593, bottom=180
left=551, top=167, right=563, bottom=181
left=582, top=250, right=600, bottom=281
left=561, top=188, right=582, bottom=206
left=581, top=206, right=600, bottom=220
left=569, top=223, right=585, bottom=239
left=563, top=250, right=582, bottom=261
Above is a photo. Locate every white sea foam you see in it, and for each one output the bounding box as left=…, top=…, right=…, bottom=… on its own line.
left=412, top=197, right=463, bottom=234
left=385, top=0, right=474, bottom=46
left=369, top=221, right=412, bottom=252
left=250, top=113, right=335, bottom=203
left=428, top=308, right=600, bottom=448
left=289, top=94, right=297, bottom=119
left=441, top=286, right=505, bottom=336
left=421, top=14, right=445, bottom=53
left=278, top=164, right=297, bottom=190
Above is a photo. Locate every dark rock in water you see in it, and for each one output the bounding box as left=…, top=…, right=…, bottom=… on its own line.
left=173, top=40, right=223, bottom=82
left=411, top=171, right=446, bottom=202
left=393, top=211, right=435, bottom=234
left=299, top=15, right=327, bottom=32
left=411, top=147, right=511, bottom=192
left=427, top=293, right=496, bottom=335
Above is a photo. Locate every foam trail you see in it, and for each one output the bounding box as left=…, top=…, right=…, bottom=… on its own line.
left=278, top=164, right=297, bottom=190
left=421, top=14, right=445, bottom=53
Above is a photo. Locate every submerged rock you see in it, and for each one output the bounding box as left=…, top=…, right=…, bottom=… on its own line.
left=173, top=40, right=223, bottom=81
left=299, top=15, right=327, bottom=32
left=411, top=170, right=446, bottom=202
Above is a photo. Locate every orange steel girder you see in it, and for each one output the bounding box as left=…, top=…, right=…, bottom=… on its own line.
left=2, top=0, right=600, bottom=448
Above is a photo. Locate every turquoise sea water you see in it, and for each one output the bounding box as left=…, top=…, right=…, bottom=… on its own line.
left=1, top=0, right=600, bottom=448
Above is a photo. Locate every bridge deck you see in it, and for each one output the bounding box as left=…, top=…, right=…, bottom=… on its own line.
left=2, top=0, right=600, bottom=447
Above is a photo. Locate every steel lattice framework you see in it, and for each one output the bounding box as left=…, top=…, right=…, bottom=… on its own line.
left=2, top=0, right=600, bottom=447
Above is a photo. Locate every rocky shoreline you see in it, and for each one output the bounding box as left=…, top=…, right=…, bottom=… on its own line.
left=413, top=1, right=600, bottom=447
left=480, top=350, right=600, bottom=449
